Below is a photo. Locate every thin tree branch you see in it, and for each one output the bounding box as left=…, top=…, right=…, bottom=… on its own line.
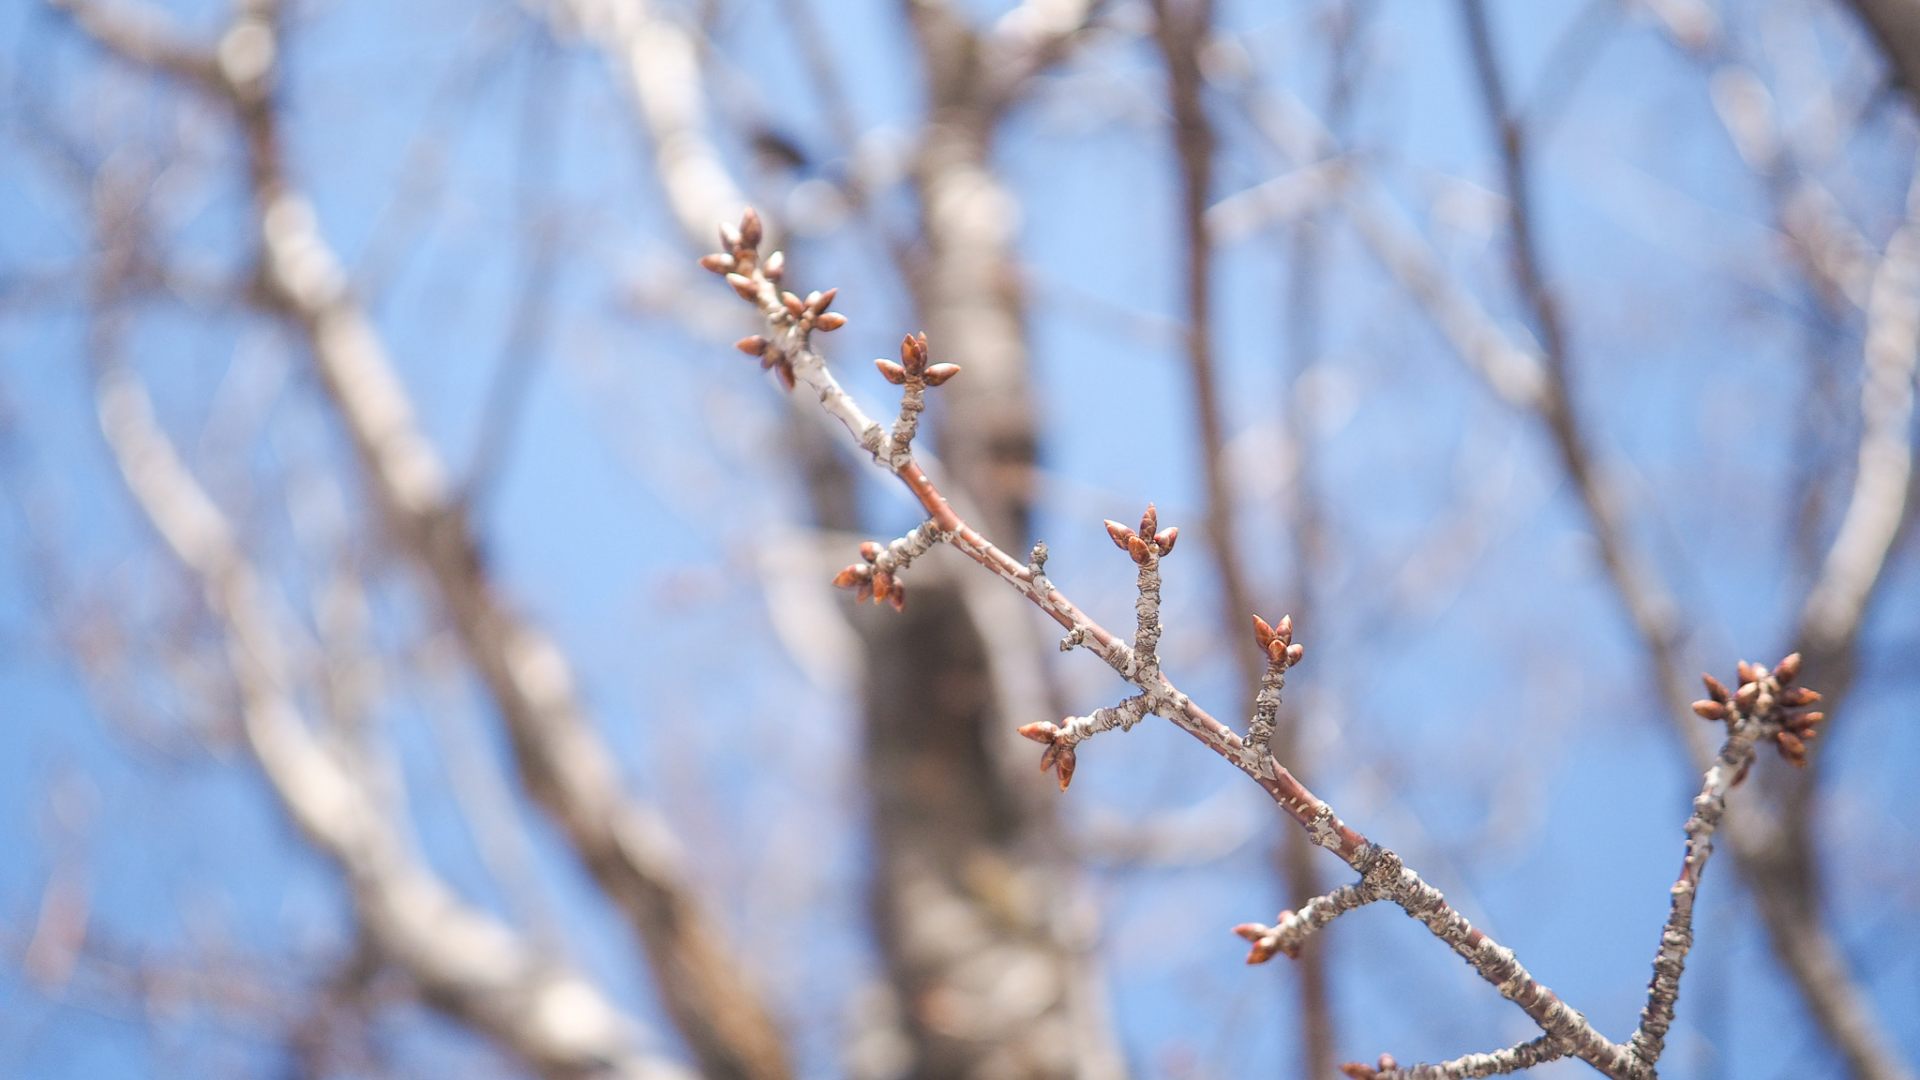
left=702, top=213, right=1718, bottom=1078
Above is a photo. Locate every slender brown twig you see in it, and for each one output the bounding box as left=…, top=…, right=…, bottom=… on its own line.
left=703, top=208, right=1815, bottom=1078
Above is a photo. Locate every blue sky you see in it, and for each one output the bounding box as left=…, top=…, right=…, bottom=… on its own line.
left=2, top=0, right=1917, bottom=1076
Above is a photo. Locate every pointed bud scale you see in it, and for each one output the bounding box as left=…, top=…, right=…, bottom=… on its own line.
left=815, top=312, right=847, bottom=331
left=855, top=578, right=873, bottom=603
left=1737, top=660, right=1766, bottom=684
left=899, top=334, right=924, bottom=374
left=922, top=363, right=961, bottom=386
left=782, top=292, right=806, bottom=316
left=1339, top=1064, right=1378, bottom=1080
left=699, top=253, right=734, bottom=274
left=887, top=583, right=907, bottom=612
left=875, top=359, right=908, bottom=385
left=1055, top=748, right=1076, bottom=790
left=832, top=565, right=865, bottom=589
left=719, top=222, right=740, bottom=251
left=763, top=250, right=785, bottom=280
left=1798, top=711, right=1826, bottom=727
left=738, top=207, right=762, bottom=248
left=1267, top=639, right=1286, bottom=663
left=859, top=541, right=883, bottom=562
left=810, top=287, right=838, bottom=314
left=1104, top=520, right=1136, bottom=551
left=1154, top=526, right=1179, bottom=555
left=1277, top=615, right=1293, bottom=644
left=1285, top=642, right=1305, bottom=666
left=1774, top=652, right=1802, bottom=683
left=1232, top=923, right=1268, bottom=943
left=1776, top=730, right=1806, bottom=762
left=1691, top=700, right=1729, bottom=721
left=1734, top=682, right=1759, bottom=711
left=1702, top=673, right=1731, bottom=702
left=1038, top=743, right=1059, bottom=772
left=1140, top=503, right=1158, bottom=536
left=1781, top=687, right=1821, bottom=706
left=871, top=572, right=892, bottom=603
left=773, top=363, right=796, bottom=392
left=726, top=274, right=758, bottom=301
left=1126, top=535, right=1151, bottom=563
left=1253, top=615, right=1275, bottom=649
left=735, top=335, right=769, bottom=356
left=1017, top=721, right=1059, bottom=744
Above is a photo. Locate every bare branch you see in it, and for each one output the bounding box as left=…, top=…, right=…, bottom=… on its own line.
left=703, top=213, right=1679, bottom=1078
left=92, top=353, right=686, bottom=1080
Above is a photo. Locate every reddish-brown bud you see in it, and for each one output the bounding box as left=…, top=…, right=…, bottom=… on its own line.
left=815, top=311, right=848, bottom=332
left=870, top=571, right=893, bottom=603
left=719, top=222, right=740, bottom=251
left=875, top=358, right=908, bottom=385
left=859, top=541, right=884, bottom=562
left=1126, top=535, right=1151, bottom=564
left=1151, top=527, right=1176, bottom=555
left=1253, top=614, right=1275, bottom=649
left=1338, top=1064, right=1379, bottom=1080
left=832, top=565, right=867, bottom=589
left=699, top=252, right=734, bottom=274
left=1773, top=652, right=1802, bottom=683
left=1737, top=660, right=1766, bottom=685
left=922, top=363, right=961, bottom=386
left=726, top=273, right=758, bottom=301
left=1776, top=730, right=1807, bottom=764
left=1285, top=642, right=1305, bottom=666
left=1267, top=640, right=1286, bottom=663
left=1781, top=687, right=1822, bottom=707
left=1017, top=721, right=1059, bottom=744
left=1691, top=699, right=1729, bottom=721
left=772, top=361, right=796, bottom=392
left=1140, top=503, right=1158, bottom=536
left=1734, top=682, right=1760, bottom=711
left=1276, top=614, right=1293, bottom=644
left=1797, top=711, right=1826, bottom=728
left=887, top=582, right=907, bottom=612
left=735, top=335, right=768, bottom=356
left=810, top=287, right=838, bottom=314
left=1054, top=748, right=1077, bottom=790
left=763, top=250, right=785, bottom=280
left=1104, top=520, right=1136, bottom=551
left=739, top=207, right=763, bottom=247
left=1702, top=673, right=1731, bottom=703
left=781, top=291, right=806, bottom=316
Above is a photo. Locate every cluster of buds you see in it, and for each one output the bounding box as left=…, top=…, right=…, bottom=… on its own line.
left=1691, top=652, right=1824, bottom=766
left=1102, top=503, right=1178, bottom=564
left=1232, top=913, right=1296, bottom=964
left=830, top=521, right=946, bottom=613
left=874, top=331, right=959, bottom=388
left=1017, top=720, right=1079, bottom=791
left=833, top=540, right=909, bottom=611
left=1015, top=696, right=1152, bottom=792
left=1338, top=1054, right=1399, bottom=1079
left=1252, top=613, right=1305, bottom=668
left=700, top=207, right=846, bottom=391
